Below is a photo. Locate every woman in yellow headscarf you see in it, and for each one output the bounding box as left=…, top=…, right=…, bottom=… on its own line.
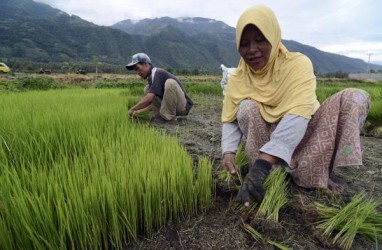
left=221, top=5, right=371, bottom=205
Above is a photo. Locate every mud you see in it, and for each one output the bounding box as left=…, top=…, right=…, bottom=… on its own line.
left=128, top=94, right=382, bottom=250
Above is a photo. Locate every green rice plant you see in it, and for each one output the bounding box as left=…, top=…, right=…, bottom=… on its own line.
left=235, top=143, right=250, bottom=171
left=237, top=200, right=259, bottom=217
left=2, top=76, right=381, bottom=126
left=241, top=218, right=262, bottom=242
left=256, top=167, right=289, bottom=222
left=316, top=192, right=382, bottom=250
left=241, top=219, right=290, bottom=249
left=184, top=82, right=222, bottom=95
left=316, top=83, right=382, bottom=126
left=267, top=240, right=290, bottom=250
left=215, top=144, right=249, bottom=191
left=368, top=98, right=382, bottom=126
left=0, top=88, right=213, bottom=249
left=371, top=126, right=382, bottom=137
left=216, top=168, right=235, bottom=182
left=193, top=156, right=215, bottom=211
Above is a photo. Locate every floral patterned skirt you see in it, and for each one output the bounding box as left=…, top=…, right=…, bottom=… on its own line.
left=237, top=88, right=371, bottom=189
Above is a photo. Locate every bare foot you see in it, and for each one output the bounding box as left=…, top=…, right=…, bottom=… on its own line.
left=328, top=179, right=344, bottom=193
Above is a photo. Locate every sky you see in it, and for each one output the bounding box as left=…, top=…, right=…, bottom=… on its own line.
left=34, top=0, right=382, bottom=66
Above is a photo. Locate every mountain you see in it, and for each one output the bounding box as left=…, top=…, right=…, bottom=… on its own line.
left=113, top=17, right=235, bottom=42
left=1, top=0, right=381, bottom=74
left=0, top=0, right=141, bottom=65
left=1, top=0, right=62, bottom=20
left=112, top=17, right=238, bottom=70
left=283, top=40, right=372, bottom=73
left=113, top=17, right=382, bottom=74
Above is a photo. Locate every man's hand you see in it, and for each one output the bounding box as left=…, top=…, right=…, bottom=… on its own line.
left=236, top=159, right=272, bottom=206
left=222, top=152, right=239, bottom=174
left=128, top=109, right=137, bottom=117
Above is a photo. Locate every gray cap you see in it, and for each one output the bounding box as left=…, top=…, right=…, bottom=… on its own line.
left=125, top=53, right=151, bottom=70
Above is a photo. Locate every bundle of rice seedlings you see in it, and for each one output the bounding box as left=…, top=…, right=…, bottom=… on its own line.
left=256, top=167, right=288, bottom=222
left=215, top=143, right=249, bottom=191
left=238, top=199, right=259, bottom=217
left=215, top=169, right=240, bottom=193
left=234, top=143, right=250, bottom=171
left=316, top=192, right=382, bottom=250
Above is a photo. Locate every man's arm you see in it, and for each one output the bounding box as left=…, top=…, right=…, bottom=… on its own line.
left=128, top=93, right=155, bottom=117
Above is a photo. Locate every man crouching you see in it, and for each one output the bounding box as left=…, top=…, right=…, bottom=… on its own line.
left=126, top=53, right=193, bottom=124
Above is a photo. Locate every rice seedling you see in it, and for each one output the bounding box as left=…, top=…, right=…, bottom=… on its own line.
left=267, top=240, right=290, bottom=250
left=316, top=192, right=382, bottom=250
left=241, top=219, right=290, bottom=249
left=237, top=200, right=259, bottom=217
left=241, top=218, right=262, bottom=242
left=0, top=88, right=213, bottom=249
left=234, top=143, right=250, bottom=174
left=193, top=156, right=215, bottom=211
left=256, top=167, right=289, bottom=222
left=215, top=143, right=249, bottom=192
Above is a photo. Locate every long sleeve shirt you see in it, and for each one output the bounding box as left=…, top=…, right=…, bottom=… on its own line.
left=221, top=114, right=309, bottom=165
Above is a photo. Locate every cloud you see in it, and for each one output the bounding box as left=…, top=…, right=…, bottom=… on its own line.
left=320, top=42, right=382, bottom=65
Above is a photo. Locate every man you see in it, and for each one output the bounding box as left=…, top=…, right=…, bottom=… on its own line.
left=126, top=53, right=193, bottom=123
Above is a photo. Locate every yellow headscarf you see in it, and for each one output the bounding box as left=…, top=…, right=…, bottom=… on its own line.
left=222, top=5, right=320, bottom=123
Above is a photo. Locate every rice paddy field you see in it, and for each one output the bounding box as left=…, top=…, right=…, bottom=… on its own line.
left=0, top=74, right=381, bottom=249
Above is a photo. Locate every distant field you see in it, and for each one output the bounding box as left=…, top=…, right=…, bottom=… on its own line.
left=1, top=73, right=381, bottom=130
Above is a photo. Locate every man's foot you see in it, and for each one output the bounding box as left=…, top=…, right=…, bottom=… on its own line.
left=153, top=115, right=177, bottom=124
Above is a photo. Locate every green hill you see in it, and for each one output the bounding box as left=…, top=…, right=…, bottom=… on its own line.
left=1, top=0, right=381, bottom=74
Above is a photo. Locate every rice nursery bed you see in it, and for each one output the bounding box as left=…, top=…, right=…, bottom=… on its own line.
left=0, top=89, right=213, bottom=249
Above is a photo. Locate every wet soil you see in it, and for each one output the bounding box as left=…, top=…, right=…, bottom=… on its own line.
left=128, top=94, right=382, bottom=250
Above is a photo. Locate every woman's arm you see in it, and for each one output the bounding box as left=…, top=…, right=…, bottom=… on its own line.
left=222, top=122, right=242, bottom=173
left=260, top=114, right=309, bottom=165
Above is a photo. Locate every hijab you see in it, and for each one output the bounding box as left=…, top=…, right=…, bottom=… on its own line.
left=221, top=5, right=320, bottom=123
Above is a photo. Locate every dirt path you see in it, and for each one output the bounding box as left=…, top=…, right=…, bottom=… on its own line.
left=128, top=94, right=382, bottom=249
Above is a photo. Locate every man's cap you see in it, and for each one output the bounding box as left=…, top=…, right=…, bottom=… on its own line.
left=125, top=53, right=151, bottom=70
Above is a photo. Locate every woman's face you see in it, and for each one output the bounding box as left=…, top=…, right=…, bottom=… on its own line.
left=239, top=24, right=272, bottom=71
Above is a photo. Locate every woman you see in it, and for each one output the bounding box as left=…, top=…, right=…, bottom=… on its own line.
left=221, top=5, right=370, bottom=206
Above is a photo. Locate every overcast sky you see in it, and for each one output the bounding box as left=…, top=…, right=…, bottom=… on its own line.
left=34, top=0, right=382, bottom=65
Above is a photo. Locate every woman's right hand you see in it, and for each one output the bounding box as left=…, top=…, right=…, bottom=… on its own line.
left=236, top=159, right=272, bottom=205
left=222, top=152, right=239, bottom=174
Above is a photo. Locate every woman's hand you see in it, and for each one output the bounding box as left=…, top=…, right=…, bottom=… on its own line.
left=236, top=159, right=272, bottom=206
left=222, top=152, right=239, bottom=174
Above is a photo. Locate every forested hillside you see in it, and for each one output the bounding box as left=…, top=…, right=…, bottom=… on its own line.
left=1, top=0, right=381, bottom=74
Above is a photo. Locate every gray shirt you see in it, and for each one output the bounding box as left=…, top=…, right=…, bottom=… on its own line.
left=221, top=114, right=309, bottom=165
